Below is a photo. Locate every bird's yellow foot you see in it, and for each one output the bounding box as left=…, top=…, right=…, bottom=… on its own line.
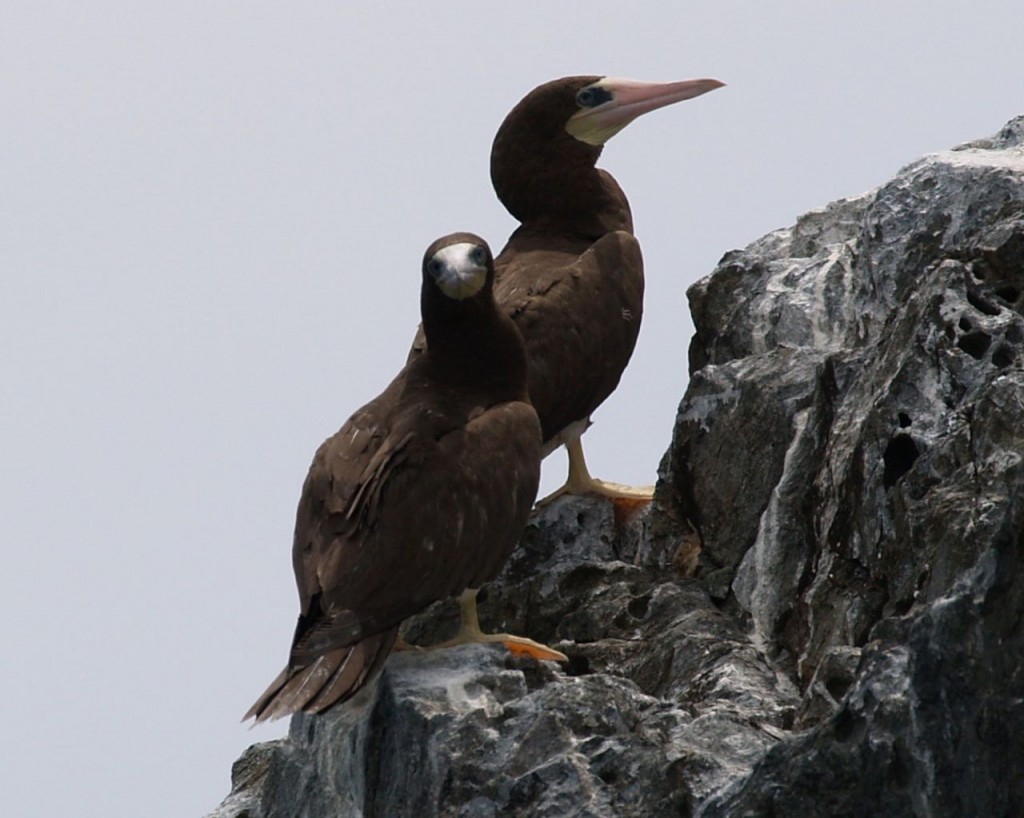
left=585, top=478, right=655, bottom=501
left=427, top=589, right=568, bottom=662
left=536, top=437, right=654, bottom=505
left=431, top=628, right=568, bottom=662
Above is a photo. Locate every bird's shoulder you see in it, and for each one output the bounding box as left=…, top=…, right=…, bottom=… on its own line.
left=493, top=228, right=642, bottom=318
left=299, top=379, right=449, bottom=521
left=296, top=369, right=537, bottom=542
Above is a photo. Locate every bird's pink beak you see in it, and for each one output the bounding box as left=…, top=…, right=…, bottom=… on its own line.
left=566, top=77, right=725, bottom=145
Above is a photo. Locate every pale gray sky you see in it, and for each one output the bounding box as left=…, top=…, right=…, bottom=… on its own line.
left=2, top=2, right=1020, bottom=816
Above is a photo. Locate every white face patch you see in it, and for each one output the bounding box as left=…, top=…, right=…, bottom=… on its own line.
left=429, top=242, right=487, bottom=300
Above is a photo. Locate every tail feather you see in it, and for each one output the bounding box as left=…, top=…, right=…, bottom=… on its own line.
left=243, top=628, right=398, bottom=723
left=242, top=665, right=291, bottom=722
left=307, top=630, right=396, bottom=714
left=263, top=649, right=345, bottom=721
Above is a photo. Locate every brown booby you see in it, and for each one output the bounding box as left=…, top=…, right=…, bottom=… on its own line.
left=493, top=75, right=724, bottom=501
left=411, top=76, right=723, bottom=502
left=245, top=233, right=561, bottom=723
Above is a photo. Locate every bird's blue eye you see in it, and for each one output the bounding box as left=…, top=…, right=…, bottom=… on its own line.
left=469, top=246, right=487, bottom=266
left=576, top=89, right=595, bottom=107
left=427, top=258, right=443, bottom=277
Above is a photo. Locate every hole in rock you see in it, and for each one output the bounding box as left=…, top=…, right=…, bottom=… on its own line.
left=995, top=284, right=1021, bottom=303
left=958, top=331, right=992, bottom=360
left=596, top=765, right=619, bottom=785
left=833, top=708, right=864, bottom=743
left=558, top=564, right=607, bottom=596
left=627, top=593, right=652, bottom=620
left=967, top=290, right=1001, bottom=316
left=898, top=412, right=912, bottom=428
left=825, top=672, right=854, bottom=703
left=883, top=434, right=919, bottom=488
left=565, top=653, right=591, bottom=677
left=958, top=316, right=973, bottom=331
left=891, top=594, right=914, bottom=616
left=1007, top=325, right=1023, bottom=344
left=992, top=345, right=1015, bottom=368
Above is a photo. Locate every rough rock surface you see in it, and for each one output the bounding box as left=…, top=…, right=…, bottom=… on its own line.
left=211, top=500, right=798, bottom=818
left=209, top=117, right=1024, bottom=818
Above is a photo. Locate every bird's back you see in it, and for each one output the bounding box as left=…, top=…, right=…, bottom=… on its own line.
left=493, top=226, right=644, bottom=444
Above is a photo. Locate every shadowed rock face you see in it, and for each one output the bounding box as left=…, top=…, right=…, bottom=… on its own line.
left=209, top=116, right=1024, bottom=818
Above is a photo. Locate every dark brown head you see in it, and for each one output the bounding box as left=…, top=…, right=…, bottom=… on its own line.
left=491, top=75, right=725, bottom=228
left=418, top=232, right=529, bottom=397
left=422, top=231, right=494, bottom=302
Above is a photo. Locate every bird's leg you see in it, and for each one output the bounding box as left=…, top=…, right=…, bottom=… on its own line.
left=537, top=435, right=655, bottom=505
left=427, top=589, right=567, bottom=662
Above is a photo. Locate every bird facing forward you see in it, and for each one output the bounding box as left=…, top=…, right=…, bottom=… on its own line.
left=245, top=233, right=560, bottom=723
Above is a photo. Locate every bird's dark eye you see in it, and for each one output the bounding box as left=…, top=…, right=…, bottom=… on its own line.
left=427, top=258, right=443, bottom=278
left=575, top=85, right=613, bottom=109
left=469, top=246, right=487, bottom=266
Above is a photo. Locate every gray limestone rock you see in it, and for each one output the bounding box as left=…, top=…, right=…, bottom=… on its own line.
left=209, top=116, right=1024, bottom=818
left=658, top=115, right=1024, bottom=815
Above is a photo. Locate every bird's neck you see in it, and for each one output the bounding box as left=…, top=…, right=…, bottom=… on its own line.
left=420, top=292, right=529, bottom=403
left=491, top=139, right=634, bottom=239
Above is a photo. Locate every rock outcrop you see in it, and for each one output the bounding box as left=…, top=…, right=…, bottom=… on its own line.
left=209, top=117, right=1024, bottom=818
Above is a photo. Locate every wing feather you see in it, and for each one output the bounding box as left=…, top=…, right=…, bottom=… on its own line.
left=492, top=229, right=643, bottom=442
left=249, top=370, right=540, bottom=721
left=286, top=368, right=540, bottom=658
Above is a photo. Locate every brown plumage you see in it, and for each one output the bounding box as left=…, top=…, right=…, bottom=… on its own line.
left=245, top=233, right=542, bottom=722
left=489, top=76, right=641, bottom=454
left=411, top=75, right=723, bottom=497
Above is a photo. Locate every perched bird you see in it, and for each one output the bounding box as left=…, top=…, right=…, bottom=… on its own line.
left=415, top=75, right=724, bottom=502
left=246, top=233, right=561, bottom=724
